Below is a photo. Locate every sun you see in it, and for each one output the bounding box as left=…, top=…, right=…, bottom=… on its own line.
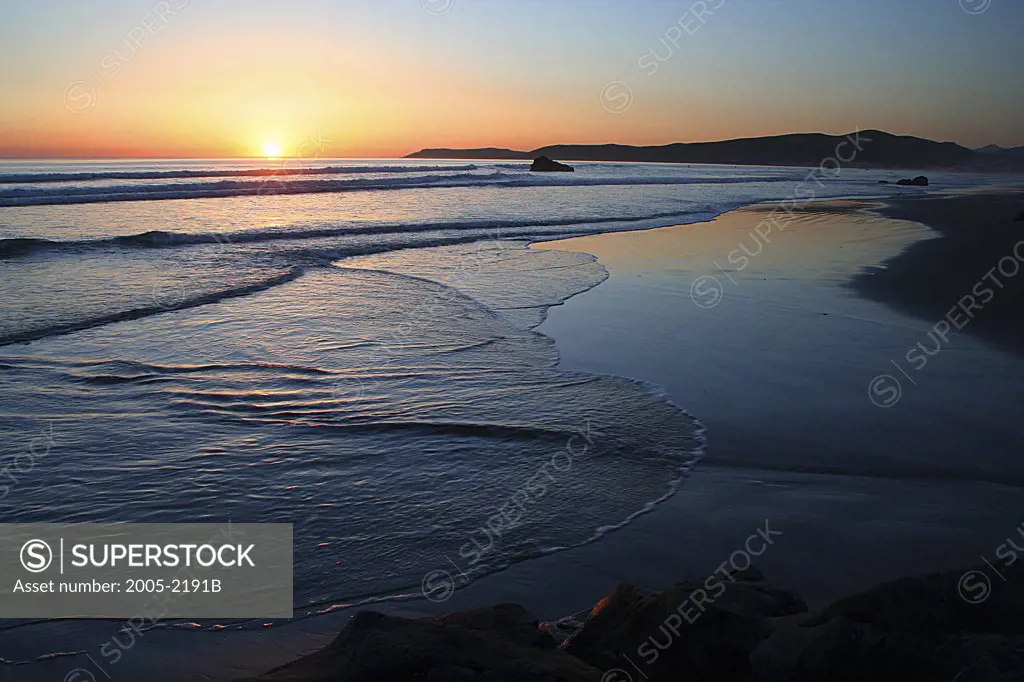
left=262, top=142, right=282, bottom=158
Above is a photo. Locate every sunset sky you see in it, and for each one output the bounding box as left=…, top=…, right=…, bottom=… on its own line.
left=1, top=0, right=1022, bottom=158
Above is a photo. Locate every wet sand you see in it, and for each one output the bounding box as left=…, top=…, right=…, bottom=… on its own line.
left=852, top=190, right=1024, bottom=357
left=10, top=196, right=1024, bottom=682
left=530, top=196, right=1024, bottom=600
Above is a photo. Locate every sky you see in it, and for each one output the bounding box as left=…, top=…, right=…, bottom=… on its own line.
left=0, top=0, right=1022, bottom=158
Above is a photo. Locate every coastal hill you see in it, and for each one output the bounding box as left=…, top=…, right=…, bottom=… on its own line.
left=977, top=144, right=1024, bottom=155
left=407, top=130, right=1024, bottom=171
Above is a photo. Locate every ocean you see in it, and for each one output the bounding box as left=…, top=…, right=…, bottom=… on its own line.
left=0, top=157, right=1005, bottom=625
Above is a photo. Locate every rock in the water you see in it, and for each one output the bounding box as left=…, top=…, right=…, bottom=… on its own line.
left=236, top=604, right=602, bottom=682
left=530, top=156, right=574, bottom=172
left=895, top=175, right=929, bottom=186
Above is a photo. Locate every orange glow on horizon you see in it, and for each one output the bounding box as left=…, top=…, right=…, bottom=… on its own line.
left=1, top=2, right=1022, bottom=158
left=0, top=27, right=889, bottom=159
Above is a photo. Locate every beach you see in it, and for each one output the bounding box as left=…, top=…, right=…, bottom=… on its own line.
left=853, top=191, right=1024, bottom=358
left=5, top=0, right=1023, bottom=677
left=531, top=191, right=1024, bottom=602
left=245, top=190, right=1024, bottom=677
left=8, top=189, right=1024, bottom=681
left=427, top=191, right=1024, bottom=610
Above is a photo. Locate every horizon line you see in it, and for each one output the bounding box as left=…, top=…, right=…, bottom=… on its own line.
left=1, top=128, right=1016, bottom=161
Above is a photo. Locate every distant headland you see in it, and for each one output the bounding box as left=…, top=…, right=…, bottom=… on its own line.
left=407, top=130, right=1024, bottom=171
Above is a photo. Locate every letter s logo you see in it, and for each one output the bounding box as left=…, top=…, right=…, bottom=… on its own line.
left=20, top=539, right=53, bottom=573
left=63, top=81, right=96, bottom=114
left=600, top=81, right=633, bottom=114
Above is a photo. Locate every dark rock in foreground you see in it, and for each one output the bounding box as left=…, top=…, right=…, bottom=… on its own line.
left=566, top=566, right=807, bottom=682
left=236, top=603, right=601, bottom=681
left=530, top=156, right=574, bottom=172
left=238, top=564, right=1024, bottom=681
left=753, top=564, right=1024, bottom=682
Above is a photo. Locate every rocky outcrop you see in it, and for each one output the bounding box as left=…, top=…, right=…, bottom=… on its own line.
left=235, top=603, right=602, bottom=682
left=238, top=565, right=1024, bottom=681
left=530, top=156, right=574, bottom=172
left=565, top=566, right=807, bottom=682
left=570, top=564, right=1024, bottom=682
left=752, top=615, right=1024, bottom=682
left=752, top=564, right=1024, bottom=682
left=879, top=176, right=929, bottom=186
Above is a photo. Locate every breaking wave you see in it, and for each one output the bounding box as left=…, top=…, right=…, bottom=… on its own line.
left=0, top=164, right=481, bottom=184
left=0, top=170, right=796, bottom=207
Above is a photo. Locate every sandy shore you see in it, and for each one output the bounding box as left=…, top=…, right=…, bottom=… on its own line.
left=9, top=193, right=1024, bottom=682
left=527, top=193, right=1024, bottom=604
left=250, top=191, right=1024, bottom=674
left=235, top=192, right=1023, bottom=673
left=852, top=190, right=1024, bottom=357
